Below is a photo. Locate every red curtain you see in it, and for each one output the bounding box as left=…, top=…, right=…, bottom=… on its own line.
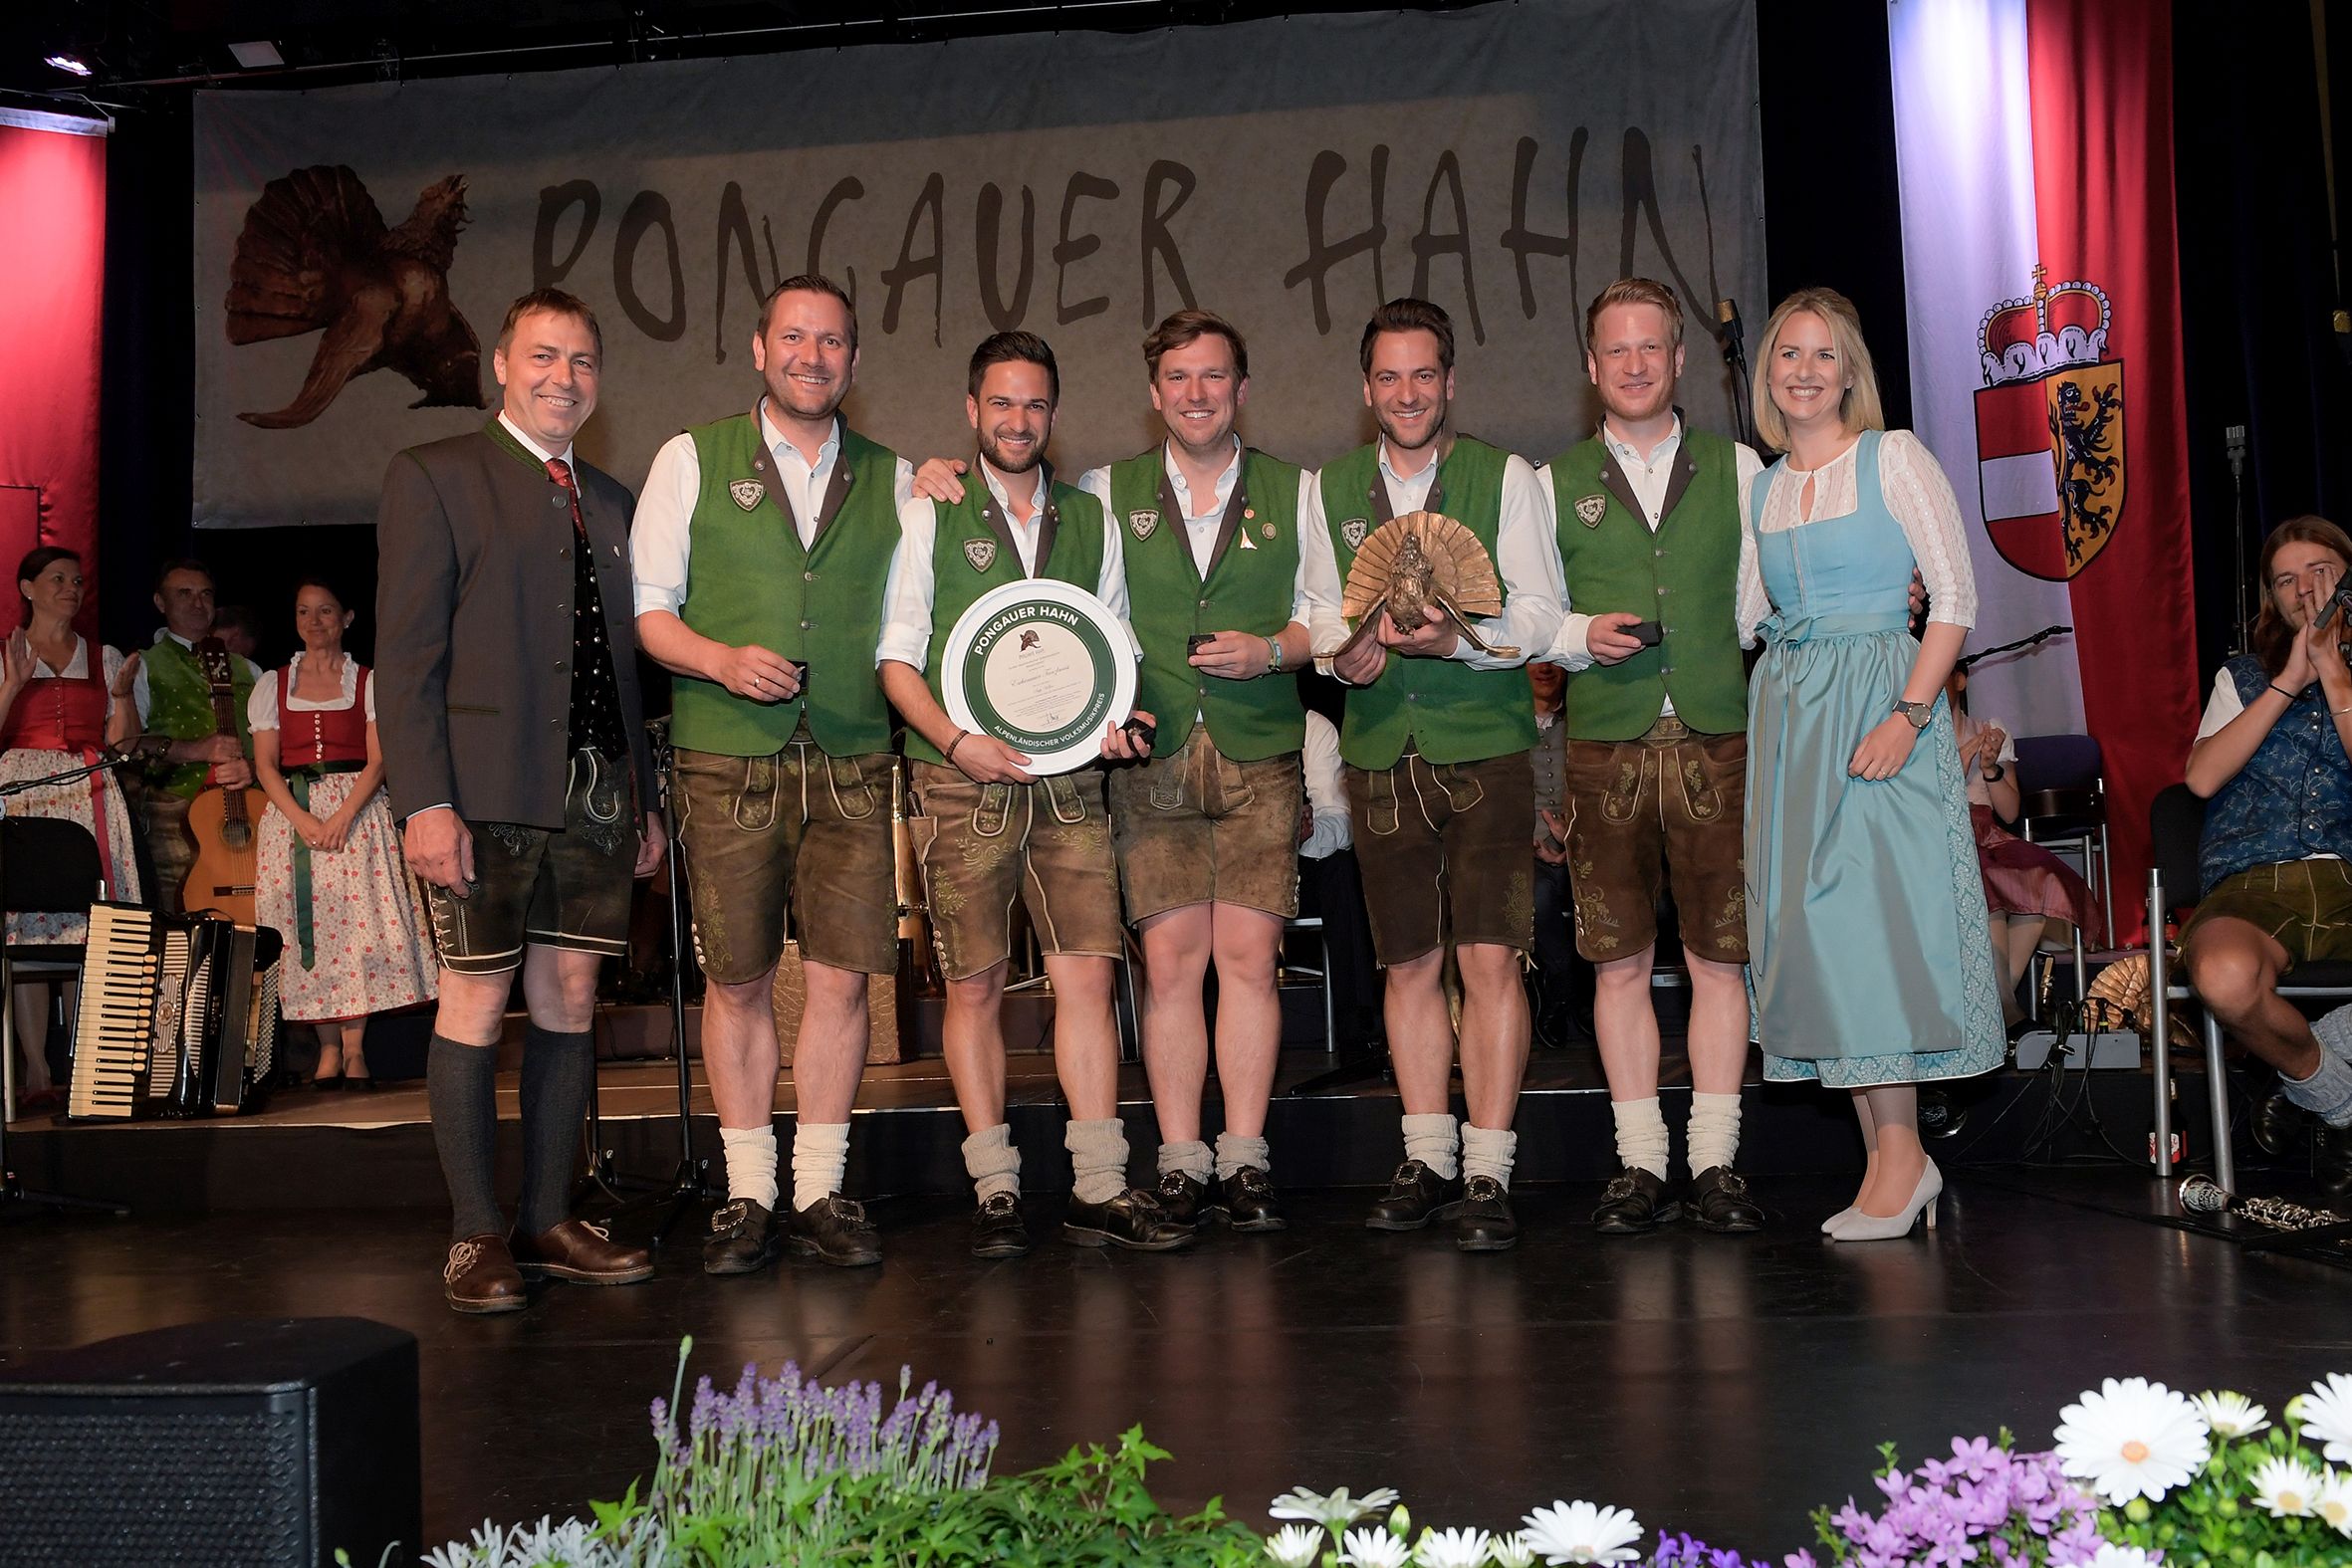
left=2025, top=0, right=2200, bottom=944
left=0, top=117, right=108, bottom=638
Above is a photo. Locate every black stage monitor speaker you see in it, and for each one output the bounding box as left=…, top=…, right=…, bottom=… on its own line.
left=0, top=1317, right=421, bottom=1567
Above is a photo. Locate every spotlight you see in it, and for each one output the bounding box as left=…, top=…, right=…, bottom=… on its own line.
left=44, top=54, right=93, bottom=78
left=227, top=40, right=285, bottom=70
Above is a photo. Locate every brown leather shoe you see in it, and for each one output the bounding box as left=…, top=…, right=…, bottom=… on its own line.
left=443, top=1233, right=528, bottom=1314
left=509, top=1219, right=653, bottom=1285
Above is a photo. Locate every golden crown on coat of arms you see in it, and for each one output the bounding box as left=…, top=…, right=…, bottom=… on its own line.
left=1978, top=264, right=2111, bottom=385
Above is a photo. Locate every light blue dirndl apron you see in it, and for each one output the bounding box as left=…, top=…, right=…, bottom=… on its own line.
left=1743, top=429, right=2003, bottom=1085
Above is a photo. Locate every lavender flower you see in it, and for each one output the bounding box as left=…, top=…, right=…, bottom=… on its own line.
left=1814, top=1439, right=2105, bottom=1568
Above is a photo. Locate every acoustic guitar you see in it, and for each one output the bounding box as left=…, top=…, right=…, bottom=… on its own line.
left=180, top=637, right=264, bottom=925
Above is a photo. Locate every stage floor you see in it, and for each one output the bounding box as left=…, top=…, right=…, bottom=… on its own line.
left=3, top=1168, right=2347, bottom=1558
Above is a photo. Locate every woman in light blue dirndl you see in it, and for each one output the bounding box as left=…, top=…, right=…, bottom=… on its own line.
left=1739, top=289, right=2003, bottom=1241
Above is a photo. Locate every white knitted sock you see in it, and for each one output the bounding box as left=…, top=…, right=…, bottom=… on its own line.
left=718, top=1124, right=780, bottom=1208
left=1462, top=1123, right=1519, bottom=1188
left=1610, top=1097, right=1671, bottom=1181
left=1401, top=1112, right=1461, bottom=1181
left=790, top=1121, right=850, bottom=1213
left=1686, top=1091, right=1744, bottom=1176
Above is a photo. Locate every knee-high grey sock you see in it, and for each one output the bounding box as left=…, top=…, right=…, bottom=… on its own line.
left=1214, top=1132, right=1272, bottom=1182
left=1156, top=1138, right=1213, bottom=1182
left=515, top=1023, right=594, bottom=1238
left=1065, top=1118, right=1131, bottom=1206
left=428, top=1034, right=504, bottom=1241
left=962, top=1123, right=1023, bottom=1203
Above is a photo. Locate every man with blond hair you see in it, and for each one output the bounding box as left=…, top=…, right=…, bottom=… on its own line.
left=1536, top=277, right=1766, bottom=1235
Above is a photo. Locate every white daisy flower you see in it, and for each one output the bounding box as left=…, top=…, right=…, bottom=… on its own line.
left=1519, top=1500, right=1644, bottom=1566
left=2252, top=1454, right=2324, bottom=1517
left=1266, top=1522, right=1326, bottom=1568
left=2193, top=1390, right=2269, bottom=1439
left=2314, top=1469, right=2352, bottom=1536
left=2053, top=1377, right=2212, bottom=1504
left=1272, top=1486, right=1403, bottom=1530
left=1340, top=1525, right=1413, bottom=1568
left=2075, top=1547, right=2163, bottom=1568
left=1488, top=1534, right=1539, bottom=1568
left=2296, top=1373, right=2352, bottom=1464
left=1413, top=1526, right=1494, bottom=1568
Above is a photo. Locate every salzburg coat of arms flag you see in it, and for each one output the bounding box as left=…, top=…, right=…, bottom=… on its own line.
left=1891, top=0, right=2200, bottom=941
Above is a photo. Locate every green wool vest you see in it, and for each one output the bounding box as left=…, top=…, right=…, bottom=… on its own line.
left=143, top=637, right=255, bottom=799
left=671, top=414, right=901, bottom=758
left=1108, top=446, right=1305, bottom=761
left=1318, top=436, right=1536, bottom=770
left=907, top=471, right=1106, bottom=765
left=1547, top=429, right=1747, bottom=741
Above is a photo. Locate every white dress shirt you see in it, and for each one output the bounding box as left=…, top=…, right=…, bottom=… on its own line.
left=1536, top=417, right=1766, bottom=708
left=632, top=403, right=915, bottom=617
left=876, top=460, right=1128, bottom=671
left=1298, top=710, right=1352, bottom=860
left=1076, top=438, right=1322, bottom=627
left=1299, top=438, right=1563, bottom=672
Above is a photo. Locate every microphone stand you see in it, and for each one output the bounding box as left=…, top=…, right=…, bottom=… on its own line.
left=1955, top=623, right=2074, bottom=672
left=2226, top=425, right=2252, bottom=656
left=1, top=747, right=141, bottom=1217
left=1716, top=300, right=1760, bottom=451
left=575, top=718, right=716, bottom=1245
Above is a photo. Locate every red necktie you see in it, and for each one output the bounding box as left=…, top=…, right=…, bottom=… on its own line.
left=545, top=457, right=588, bottom=539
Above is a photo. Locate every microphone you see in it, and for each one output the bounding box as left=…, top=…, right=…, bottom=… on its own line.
left=1715, top=299, right=1744, bottom=353
left=2178, top=1174, right=2230, bottom=1214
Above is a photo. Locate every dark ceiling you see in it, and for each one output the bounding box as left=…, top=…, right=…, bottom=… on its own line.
left=0, top=0, right=1415, bottom=100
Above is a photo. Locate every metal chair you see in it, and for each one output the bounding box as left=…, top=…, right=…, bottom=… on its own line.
left=2013, top=733, right=2115, bottom=948
left=2143, top=784, right=2352, bottom=1188
left=1281, top=914, right=1336, bottom=1054
left=1, top=817, right=104, bottom=1127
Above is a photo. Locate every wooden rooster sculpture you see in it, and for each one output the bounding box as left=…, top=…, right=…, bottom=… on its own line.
left=1338, top=510, right=1519, bottom=659
left=225, top=165, right=484, bottom=429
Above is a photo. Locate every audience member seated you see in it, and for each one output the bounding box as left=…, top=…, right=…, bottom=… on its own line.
left=248, top=579, right=437, bottom=1089
left=1947, top=665, right=2097, bottom=1035
left=0, top=548, right=140, bottom=1108
left=2182, top=516, right=2352, bottom=1139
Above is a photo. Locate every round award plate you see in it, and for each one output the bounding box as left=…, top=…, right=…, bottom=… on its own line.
left=940, top=578, right=1136, bottom=776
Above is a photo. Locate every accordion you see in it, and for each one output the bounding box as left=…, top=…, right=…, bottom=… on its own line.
left=66, top=903, right=285, bottom=1120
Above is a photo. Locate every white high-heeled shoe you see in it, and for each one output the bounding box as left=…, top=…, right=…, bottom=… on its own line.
left=1820, top=1206, right=1859, bottom=1235
left=1827, top=1158, right=1942, bottom=1241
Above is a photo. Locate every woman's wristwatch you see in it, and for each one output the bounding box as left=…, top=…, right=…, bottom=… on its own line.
left=1893, top=699, right=1934, bottom=731
left=1983, top=762, right=2005, bottom=782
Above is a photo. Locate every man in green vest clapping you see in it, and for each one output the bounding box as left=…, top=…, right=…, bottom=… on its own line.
left=1536, top=278, right=1767, bottom=1236
left=633, top=276, right=914, bottom=1276
left=880, top=332, right=1181, bottom=1256
left=133, top=560, right=260, bottom=912
left=1301, top=298, right=1566, bottom=1251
